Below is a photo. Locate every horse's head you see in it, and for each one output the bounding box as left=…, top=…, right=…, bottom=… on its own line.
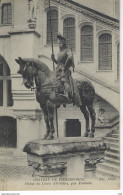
left=15, top=57, right=34, bottom=89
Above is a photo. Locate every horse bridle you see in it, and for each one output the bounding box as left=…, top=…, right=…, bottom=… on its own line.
left=22, top=63, right=35, bottom=90
left=23, top=63, right=70, bottom=92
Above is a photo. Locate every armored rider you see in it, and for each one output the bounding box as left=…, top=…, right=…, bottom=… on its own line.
left=51, top=33, right=75, bottom=100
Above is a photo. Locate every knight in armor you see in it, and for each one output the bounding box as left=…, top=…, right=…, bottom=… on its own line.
left=51, top=33, right=82, bottom=107
left=51, top=34, right=74, bottom=99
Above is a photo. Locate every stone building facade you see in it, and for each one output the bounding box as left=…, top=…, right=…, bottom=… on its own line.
left=0, top=0, right=120, bottom=150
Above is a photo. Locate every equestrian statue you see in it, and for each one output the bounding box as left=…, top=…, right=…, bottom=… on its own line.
left=15, top=34, right=96, bottom=140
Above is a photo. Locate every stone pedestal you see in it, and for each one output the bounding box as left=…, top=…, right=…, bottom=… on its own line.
left=23, top=137, right=106, bottom=178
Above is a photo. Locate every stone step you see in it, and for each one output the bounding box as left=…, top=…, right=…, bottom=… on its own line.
left=104, top=140, right=119, bottom=149
left=112, top=127, right=119, bottom=134
left=97, top=162, right=120, bottom=173
left=111, top=131, right=119, bottom=135
left=104, top=137, right=119, bottom=143
left=105, top=151, right=120, bottom=160
left=106, top=147, right=120, bottom=154
left=96, top=167, right=120, bottom=179
left=105, top=157, right=120, bottom=166
left=0, top=148, right=15, bottom=156
left=107, top=134, right=119, bottom=138
left=0, top=156, right=13, bottom=161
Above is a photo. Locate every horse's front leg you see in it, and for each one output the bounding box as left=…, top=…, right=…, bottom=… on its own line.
left=40, top=104, right=50, bottom=140
left=46, top=100, right=55, bottom=140
left=87, top=103, right=96, bottom=138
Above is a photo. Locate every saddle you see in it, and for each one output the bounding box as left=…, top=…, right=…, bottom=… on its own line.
left=41, top=72, right=82, bottom=107
left=41, top=83, right=70, bottom=105
left=40, top=72, right=72, bottom=105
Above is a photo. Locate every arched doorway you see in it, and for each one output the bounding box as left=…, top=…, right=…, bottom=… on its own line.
left=0, top=55, right=16, bottom=148
left=0, top=55, right=13, bottom=106
left=0, top=116, right=17, bottom=148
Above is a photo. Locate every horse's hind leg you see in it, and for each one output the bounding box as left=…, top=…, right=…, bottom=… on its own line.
left=40, top=104, right=50, bottom=139
left=80, top=104, right=90, bottom=137
left=46, top=100, right=55, bottom=140
left=87, top=103, right=96, bottom=138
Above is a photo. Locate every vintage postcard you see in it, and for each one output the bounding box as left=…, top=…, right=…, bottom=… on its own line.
left=0, top=0, right=120, bottom=191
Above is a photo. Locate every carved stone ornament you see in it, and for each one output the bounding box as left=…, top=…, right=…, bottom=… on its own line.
left=28, top=0, right=40, bottom=29
left=115, top=31, right=120, bottom=41
left=60, top=8, right=69, bottom=18
left=15, top=114, right=42, bottom=120
left=78, top=16, right=89, bottom=26
left=28, top=19, right=36, bottom=29
left=28, top=160, right=67, bottom=177
left=85, top=157, right=105, bottom=170
left=44, top=0, right=49, bottom=9
left=52, top=0, right=119, bottom=29
left=44, top=0, right=57, bottom=9
left=96, top=25, right=105, bottom=32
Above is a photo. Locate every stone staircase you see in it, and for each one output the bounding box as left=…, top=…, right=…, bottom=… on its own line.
left=96, top=125, right=120, bottom=179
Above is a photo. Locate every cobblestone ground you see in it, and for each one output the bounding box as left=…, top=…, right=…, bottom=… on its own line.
left=0, top=160, right=32, bottom=180
left=0, top=150, right=34, bottom=190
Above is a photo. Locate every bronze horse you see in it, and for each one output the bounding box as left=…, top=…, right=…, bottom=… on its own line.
left=15, top=57, right=96, bottom=139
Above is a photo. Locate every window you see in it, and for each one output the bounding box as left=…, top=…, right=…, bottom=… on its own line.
left=47, top=10, right=58, bottom=44
left=1, top=3, right=12, bottom=25
left=80, top=25, right=93, bottom=61
left=0, top=57, right=13, bottom=107
left=99, top=33, right=112, bottom=70
left=117, top=43, right=120, bottom=80
left=63, top=17, right=75, bottom=51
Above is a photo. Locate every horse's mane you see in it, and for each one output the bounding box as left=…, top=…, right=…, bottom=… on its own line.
left=22, top=58, right=51, bottom=75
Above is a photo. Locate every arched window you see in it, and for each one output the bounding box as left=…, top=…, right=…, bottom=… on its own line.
left=99, top=33, right=112, bottom=70
left=117, top=43, right=120, bottom=80
left=0, top=56, right=13, bottom=107
left=47, top=9, right=58, bottom=44
left=80, top=25, right=93, bottom=61
left=63, top=17, right=75, bottom=51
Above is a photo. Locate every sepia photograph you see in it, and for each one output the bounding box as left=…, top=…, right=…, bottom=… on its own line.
left=0, top=0, right=120, bottom=191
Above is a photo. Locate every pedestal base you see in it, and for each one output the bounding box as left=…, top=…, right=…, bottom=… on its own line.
left=24, top=137, right=107, bottom=178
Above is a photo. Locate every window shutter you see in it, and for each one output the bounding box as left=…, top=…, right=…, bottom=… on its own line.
left=47, top=10, right=58, bottom=44
left=81, top=25, right=93, bottom=61
left=63, top=18, right=75, bottom=51
left=99, top=34, right=112, bottom=70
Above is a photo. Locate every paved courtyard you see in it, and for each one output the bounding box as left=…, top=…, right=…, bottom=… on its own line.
left=0, top=150, right=34, bottom=190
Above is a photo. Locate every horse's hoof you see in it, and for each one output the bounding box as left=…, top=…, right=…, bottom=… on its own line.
left=42, top=133, right=50, bottom=140
left=46, top=135, right=54, bottom=140
left=42, top=136, right=47, bottom=140
left=88, top=132, right=94, bottom=138
left=83, top=133, right=88, bottom=137
left=57, top=104, right=60, bottom=108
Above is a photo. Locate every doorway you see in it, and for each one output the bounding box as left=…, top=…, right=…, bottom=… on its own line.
left=65, top=119, right=81, bottom=137
left=0, top=116, right=17, bottom=148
